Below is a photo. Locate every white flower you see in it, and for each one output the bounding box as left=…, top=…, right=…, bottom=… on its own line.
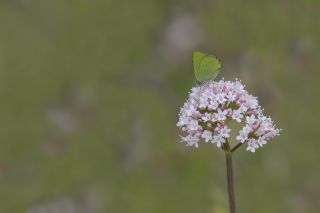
left=181, top=134, right=199, bottom=148
left=246, top=115, right=256, bottom=125
left=257, top=137, right=267, bottom=147
left=177, top=79, right=280, bottom=152
left=177, top=116, right=187, bottom=126
left=263, top=129, right=280, bottom=140
left=208, top=100, right=219, bottom=110
left=212, top=134, right=225, bottom=147
left=185, top=105, right=197, bottom=117
left=199, top=97, right=209, bottom=109
left=216, top=93, right=227, bottom=104
left=236, top=125, right=251, bottom=143
left=187, top=119, right=199, bottom=131
left=190, top=87, right=200, bottom=95
left=246, top=139, right=259, bottom=152
left=215, top=109, right=228, bottom=121
left=201, top=130, right=212, bottom=142
left=227, top=92, right=237, bottom=102
left=236, top=129, right=248, bottom=143
left=233, top=81, right=244, bottom=91
left=219, top=126, right=231, bottom=138
left=231, top=110, right=243, bottom=123
left=238, top=105, right=248, bottom=113
left=246, top=97, right=258, bottom=109
left=201, top=112, right=212, bottom=122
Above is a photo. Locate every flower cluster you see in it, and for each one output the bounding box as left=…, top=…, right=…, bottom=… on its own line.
left=177, top=80, right=280, bottom=152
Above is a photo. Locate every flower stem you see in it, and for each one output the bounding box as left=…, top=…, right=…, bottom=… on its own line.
left=231, top=142, right=244, bottom=153
left=225, top=152, right=236, bottom=213
left=222, top=141, right=237, bottom=213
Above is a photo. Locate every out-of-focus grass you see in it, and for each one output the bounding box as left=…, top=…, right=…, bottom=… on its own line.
left=0, top=0, right=319, bottom=212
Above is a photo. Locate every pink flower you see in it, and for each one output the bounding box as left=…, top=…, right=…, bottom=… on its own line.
left=177, top=80, right=280, bottom=152
left=219, top=126, right=231, bottom=138
left=215, top=109, right=228, bottom=121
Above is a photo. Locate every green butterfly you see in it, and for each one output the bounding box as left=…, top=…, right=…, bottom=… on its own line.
left=193, top=51, right=221, bottom=83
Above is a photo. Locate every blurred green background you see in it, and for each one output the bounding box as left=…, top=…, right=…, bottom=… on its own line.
left=0, top=0, right=319, bottom=212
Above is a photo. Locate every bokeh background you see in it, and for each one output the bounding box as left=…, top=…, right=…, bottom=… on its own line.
left=0, top=0, right=319, bottom=212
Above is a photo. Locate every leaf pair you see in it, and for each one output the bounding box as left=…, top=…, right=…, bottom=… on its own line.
left=193, top=51, right=221, bottom=83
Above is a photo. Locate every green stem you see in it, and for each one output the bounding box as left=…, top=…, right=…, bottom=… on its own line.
left=226, top=152, right=236, bottom=213
left=223, top=141, right=236, bottom=213
left=231, top=142, right=244, bottom=153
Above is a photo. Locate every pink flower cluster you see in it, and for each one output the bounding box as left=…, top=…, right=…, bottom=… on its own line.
left=177, top=80, right=280, bottom=152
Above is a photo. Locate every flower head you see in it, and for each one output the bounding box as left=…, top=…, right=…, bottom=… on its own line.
left=177, top=80, right=280, bottom=152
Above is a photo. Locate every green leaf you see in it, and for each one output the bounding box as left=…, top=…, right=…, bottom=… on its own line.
left=193, top=51, right=221, bottom=83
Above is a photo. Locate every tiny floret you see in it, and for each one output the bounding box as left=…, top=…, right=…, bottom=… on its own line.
left=177, top=80, right=280, bottom=153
